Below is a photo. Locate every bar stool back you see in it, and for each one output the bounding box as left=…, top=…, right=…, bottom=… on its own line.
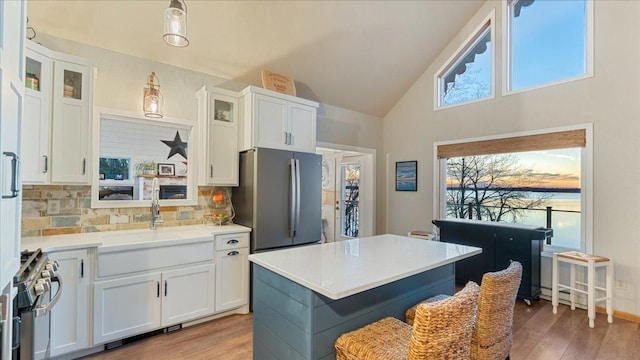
left=552, top=251, right=613, bottom=328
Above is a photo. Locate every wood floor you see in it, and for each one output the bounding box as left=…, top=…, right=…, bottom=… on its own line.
left=82, top=300, right=640, bottom=360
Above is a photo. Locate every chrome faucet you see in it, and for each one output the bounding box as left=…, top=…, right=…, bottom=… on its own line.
left=151, top=177, right=164, bottom=230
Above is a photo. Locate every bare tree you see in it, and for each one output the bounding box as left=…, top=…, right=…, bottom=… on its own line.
left=443, top=65, right=490, bottom=106
left=447, top=154, right=550, bottom=223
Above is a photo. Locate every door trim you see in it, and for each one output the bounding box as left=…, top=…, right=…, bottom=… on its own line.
left=317, top=142, right=376, bottom=238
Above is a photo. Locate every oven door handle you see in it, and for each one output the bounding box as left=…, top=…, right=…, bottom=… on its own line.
left=34, top=275, right=63, bottom=318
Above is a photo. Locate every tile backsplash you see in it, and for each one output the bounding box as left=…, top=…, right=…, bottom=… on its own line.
left=21, top=185, right=231, bottom=237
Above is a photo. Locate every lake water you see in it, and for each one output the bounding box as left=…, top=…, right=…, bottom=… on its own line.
left=447, top=191, right=581, bottom=249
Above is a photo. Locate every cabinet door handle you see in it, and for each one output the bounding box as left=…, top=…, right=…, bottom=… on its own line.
left=82, top=158, right=86, bottom=175
left=226, top=239, right=239, bottom=244
left=157, top=281, right=160, bottom=298
left=210, top=164, right=213, bottom=178
left=80, top=259, right=84, bottom=278
left=164, top=280, right=168, bottom=297
left=2, top=152, right=20, bottom=199
left=283, top=131, right=288, bottom=145
left=43, top=155, right=48, bottom=173
left=288, top=132, right=293, bottom=146
left=227, top=251, right=239, bottom=256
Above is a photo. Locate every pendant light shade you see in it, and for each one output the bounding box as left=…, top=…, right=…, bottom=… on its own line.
left=163, top=0, right=189, bottom=47
left=143, top=72, right=164, bottom=118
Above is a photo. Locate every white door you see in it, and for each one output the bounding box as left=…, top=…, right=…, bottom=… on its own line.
left=161, top=264, right=215, bottom=326
left=288, top=103, right=316, bottom=153
left=23, top=46, right=52, bottom=184
left=253, top=94, right=287, bottom=150
left=335, top=158, right=362, bottom=241
left=93, top=273, right=162, bottom=344
left=0, top=0, right=26, bottom=301
left=215, top=248, right=249, bottom=312
left=49, top=250, right=89, bottom=356
left=50, top=60, right=90, bottom=183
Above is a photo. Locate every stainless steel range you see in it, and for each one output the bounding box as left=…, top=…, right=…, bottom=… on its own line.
left=12, top=249, right=63, bottom=360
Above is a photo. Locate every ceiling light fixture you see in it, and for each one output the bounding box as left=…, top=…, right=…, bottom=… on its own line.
left=143, top=72, right=164, bottom=118
left=163, top=0, right=189, bottom=47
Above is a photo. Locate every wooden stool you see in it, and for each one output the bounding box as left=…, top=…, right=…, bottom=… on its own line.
left=552, top=251, right=613, bottom=328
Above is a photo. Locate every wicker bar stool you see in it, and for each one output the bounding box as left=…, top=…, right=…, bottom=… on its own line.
left=405, top=261, right=523, bottom=360
left=552, top=251, right=613, bottom=328
left=334, top=281, right=480, bottom=360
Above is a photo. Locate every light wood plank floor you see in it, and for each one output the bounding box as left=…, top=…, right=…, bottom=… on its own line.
left=82, top=300, right=640, bottom=360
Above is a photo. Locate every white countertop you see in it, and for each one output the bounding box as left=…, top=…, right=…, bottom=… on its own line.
left=21, top=224, right=251, bottom=253
left=248, top=234, right=482, bottom=300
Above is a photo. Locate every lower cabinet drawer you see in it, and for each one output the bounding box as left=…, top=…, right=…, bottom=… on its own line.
left=215, top=232, right=249, bottom=251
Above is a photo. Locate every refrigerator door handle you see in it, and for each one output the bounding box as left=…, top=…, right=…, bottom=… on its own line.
left=295, top=159, right=301, bottom=235
left=289, top=159, right=296, bottom=237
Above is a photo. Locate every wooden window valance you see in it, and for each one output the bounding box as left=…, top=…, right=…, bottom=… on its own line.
left=437, top=129, right=586, bottom=159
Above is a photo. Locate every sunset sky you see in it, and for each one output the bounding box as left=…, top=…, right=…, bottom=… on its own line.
left=517, top=148, right=581, bottom=189
left=446, top=148, right=581, bottom=190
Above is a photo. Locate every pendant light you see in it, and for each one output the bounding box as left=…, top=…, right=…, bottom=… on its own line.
left=143, top=72, right=164, bottom=118
left=163, top=0, right=189, bottom=47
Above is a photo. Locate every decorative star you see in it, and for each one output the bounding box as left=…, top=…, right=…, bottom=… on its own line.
left=161, top=131, right=188, bottom=160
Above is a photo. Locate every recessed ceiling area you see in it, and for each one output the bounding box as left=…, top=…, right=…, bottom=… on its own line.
left=26, top=1, right=483, bottom=117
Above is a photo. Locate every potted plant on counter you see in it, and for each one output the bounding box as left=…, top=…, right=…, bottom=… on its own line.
left=135, top=160, right=157, bottom=176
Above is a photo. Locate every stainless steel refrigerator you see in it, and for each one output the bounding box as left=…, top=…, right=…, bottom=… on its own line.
left=232, top=147, right=322, bottom=253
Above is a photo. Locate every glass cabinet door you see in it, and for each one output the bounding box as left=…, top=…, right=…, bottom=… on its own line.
left=63, top=69, right=83, bottom=100
left=212, top=98, right=234, bottom=123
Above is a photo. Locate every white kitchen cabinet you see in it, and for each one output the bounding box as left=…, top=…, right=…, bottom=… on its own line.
left=162, top=264, right=215, bottom=325
left=196, top=86, right=239, bottom=186
left=22, top=40, right=93, bottom=184
left=50, top=59, right=92, bottom=183
left=240, top=86, right=318, bottom=153
left=93, top=264, right=215, bottom=345
left=49, top=249, right=90, bottom=356
left=214, top=232, right=249, bottom=313
left=94, top=272, right=162, bottom=344
left=23, top=43, right=52, bottom=184
left=0, top=0, right=25, bottom=305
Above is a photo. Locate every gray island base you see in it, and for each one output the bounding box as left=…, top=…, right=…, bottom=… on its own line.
left=248, top=234, right=482, bottom=360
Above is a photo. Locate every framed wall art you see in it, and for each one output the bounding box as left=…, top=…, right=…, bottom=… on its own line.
left=396, top=161, right=417, bottom=191
left=158, top=163, right=175, bottom=176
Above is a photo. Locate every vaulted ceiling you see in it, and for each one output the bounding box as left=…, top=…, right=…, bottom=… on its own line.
left=27, top=1, right=483, bottom=117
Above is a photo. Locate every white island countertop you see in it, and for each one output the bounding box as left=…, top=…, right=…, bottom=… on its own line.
left=248, top=234, right=481, bottom=300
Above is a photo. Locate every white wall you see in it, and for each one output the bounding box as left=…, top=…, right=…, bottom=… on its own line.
left=36, top=33, right=383, bottom=143
left=383, top=0, right=640, bottom=316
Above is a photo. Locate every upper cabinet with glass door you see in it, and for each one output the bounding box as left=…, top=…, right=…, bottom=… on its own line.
left=22, top=40, right=94, bottom=184
left=23, top=41, right=53, bottom=184
left=196, top=86, right=239, bottom=186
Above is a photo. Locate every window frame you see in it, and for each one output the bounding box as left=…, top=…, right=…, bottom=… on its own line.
left=432, top=124, right=593, bottom=255
left=434, top=10, right=496, bottom=111
left=502, top=0, right=594, bottom=96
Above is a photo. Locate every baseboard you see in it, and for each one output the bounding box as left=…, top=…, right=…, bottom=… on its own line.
left=596, top=306, right=640, bottom=323
left=540, top=287, right=640, bottom=324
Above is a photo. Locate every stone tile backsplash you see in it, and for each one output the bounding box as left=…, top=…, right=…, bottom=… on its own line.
left=21, top=185, right=230, bottom=237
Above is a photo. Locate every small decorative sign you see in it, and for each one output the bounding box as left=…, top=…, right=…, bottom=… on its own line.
left=261, top=69, right=297, bottom=96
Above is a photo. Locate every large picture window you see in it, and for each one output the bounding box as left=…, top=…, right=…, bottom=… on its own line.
left=436, top=127, right=592, bottom=252
left=435, top=12, right=494, bottom=109
left=505, top=0, right=592, bottom=92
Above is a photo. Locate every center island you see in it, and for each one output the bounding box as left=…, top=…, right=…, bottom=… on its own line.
left=248, top=234, right=482, bottom=360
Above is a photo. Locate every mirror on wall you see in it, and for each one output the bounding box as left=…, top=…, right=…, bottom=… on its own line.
left=91, top=108, right=198, bottom=208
